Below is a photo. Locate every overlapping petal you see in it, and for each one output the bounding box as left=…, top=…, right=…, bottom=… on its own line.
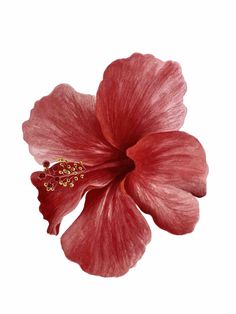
left=61, top=181, right=151, bottom=277
left=23, top=84, right=120, bottom=165
left=96, top=53, right=187, bottom=150
left=127, top=131, right=208, bottom=197
left=125, top=131, right=208, bottom=234
left=125, top=175, right=199, bottom=235
left=31, top=165, right=119, bottom=235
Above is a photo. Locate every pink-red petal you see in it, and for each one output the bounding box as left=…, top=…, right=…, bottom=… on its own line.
left=61, top=181, right=151, bottom=277
left=125, top=175, right=199, bottom=235
left=127, top=131, right=208, bottom=197
left=23, top=84, right=120, bottom=165
left=124, top=131, right=208, bottom=234
left=96, top=53, right=187, bottom=150
left=31, top=164, right=119, bottom=235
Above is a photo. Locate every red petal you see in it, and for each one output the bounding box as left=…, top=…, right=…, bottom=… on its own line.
left=31, top=165, right=118, bottom=235
left=127, top=131, right=208, bottom=197
left=96, top=53, right=187, bottom=150
left=23, top=84, right=120, bottom=165
left=61, top=181, right=151, bottom=277
left=125, top=178, right=199, bottom=235
left=125, top=131, right=208, bottom=234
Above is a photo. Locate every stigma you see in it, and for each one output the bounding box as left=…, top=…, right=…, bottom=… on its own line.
left=38, top=158, right=85, bottom=192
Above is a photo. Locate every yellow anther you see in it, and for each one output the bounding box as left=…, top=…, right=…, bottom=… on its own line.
left=41, top=158, right=85, bottom=192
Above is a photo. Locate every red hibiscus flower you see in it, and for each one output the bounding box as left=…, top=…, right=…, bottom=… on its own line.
left=22, top=53, right=208, bottom=277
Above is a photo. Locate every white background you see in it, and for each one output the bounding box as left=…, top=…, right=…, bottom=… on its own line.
left=0, top=0, right=235, bottom=313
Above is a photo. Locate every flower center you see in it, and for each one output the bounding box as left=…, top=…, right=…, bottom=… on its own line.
left=120, top=156, right=135, bottom=173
